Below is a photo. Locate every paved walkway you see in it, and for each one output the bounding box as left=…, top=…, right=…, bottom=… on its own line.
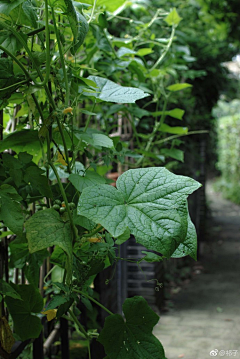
left=154, top=182, right=240, bottom=359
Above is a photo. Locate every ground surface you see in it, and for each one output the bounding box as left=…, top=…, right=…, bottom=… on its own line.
left=154, top=182, right=240, bottom=359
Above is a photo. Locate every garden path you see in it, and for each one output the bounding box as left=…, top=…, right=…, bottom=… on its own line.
left=154, top=182, right=240, bottom=359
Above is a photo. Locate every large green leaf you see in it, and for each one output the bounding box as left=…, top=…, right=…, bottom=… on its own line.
left=84, top=76, right=149, bottom=103
left=78, top=168, right=201, bottom=257
left=5, top=284, right=43, bottom=341
left=25, top=209, right=72, bottom=258
left=0, top=184, right=24, bottom=236
left=98, top=296, right=166, bottom=359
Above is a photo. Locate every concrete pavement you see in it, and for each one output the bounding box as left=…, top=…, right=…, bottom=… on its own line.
left=154, top=183, right=240, bottom=359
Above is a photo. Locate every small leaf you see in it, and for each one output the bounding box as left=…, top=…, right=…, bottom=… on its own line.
left=98, top=296, right=166, bottom=359
left=160, top=148, right=184, bottom=162
left=115, top=227, right=130, bottom=245
left=152, top=108, right=185, bottom=120
left=165, top=8, right=182, bottom=26
left=57, top=152, right=68, bottom=166
left=41, top=309, right=57, bottom=321
left=137, top=48, right=153, bottom=56
left=63, top=107, right=73, bottom=115
left=141, top=251, right=163, bottom=263
left=69, top=171, right=106, bottom=192
left=84, top=76, right=149, bottom=103
left=167, top=83, right=192, bottom=92
left=159, top=124, right=188, bottom=135
left=171, top=215, right=197, bottom=260
left=167, top=108, right=185, bottom=120
left=0, top=279, right=22, bottom=300
left=0, top=185, right=24, bottom=236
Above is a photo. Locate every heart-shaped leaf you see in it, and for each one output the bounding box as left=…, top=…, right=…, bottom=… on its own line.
left=98, top=296, right=167, bottom=359
left=78, top=167, right=201, bottom=257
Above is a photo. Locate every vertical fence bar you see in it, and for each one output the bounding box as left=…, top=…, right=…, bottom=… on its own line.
left=60, top=318, right=69, bottom=359
left=33, top=331, right=44, bottom=359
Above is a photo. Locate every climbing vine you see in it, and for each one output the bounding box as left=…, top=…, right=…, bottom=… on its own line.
left=0, top=1, right=200, bottom=358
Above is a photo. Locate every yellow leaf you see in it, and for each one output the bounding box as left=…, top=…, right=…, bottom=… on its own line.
left=41, top=309, right=57, bottom=321
left=57, top=152, right=68, bottom=166
left=0, top=316, right=15, bottom=354
left=63, top=107, right=73, bottom=115
left=88, top=237, right=101, bottom=243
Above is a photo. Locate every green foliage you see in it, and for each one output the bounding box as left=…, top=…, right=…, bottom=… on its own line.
left=0, top=0, right=203, bottom=357
left=25, top=209, right=72, bottom=259
left=98, top=296, right=167, bottom=359
left=5, top=284, right=43, bottom=341
left=78, top=167, right=200, bottom=258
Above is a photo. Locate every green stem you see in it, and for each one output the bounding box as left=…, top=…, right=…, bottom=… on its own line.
left=0, top=0, right=50, bottom=87
left=31, top=93, right=44, bottom=121
left=27, top=26, right=45, bottom=37
left=150, top=25, right=176, bottom=72
left=83, top=225, right=103, bottom=238
left=88, top=0, right=97, bottom=24
left=68, top=309, right=89, bottom=339
left=84, top=103, right=96, bottom=132
left=154, top=130, right=209, bottom=145
left=132, top=9, right=161, bottom=48
left=0, top=45, right=31, bottom=79
left=46, top=135, right=77, bottom=243
left=73, top=289, right=113, bottom=315
left=136, top=96, right=169, bottom=166
left=0, top=79, right=29, bottom=92
left=55, top=118, right=71, bottom=173
left=51, top=7, right=70, bottom=106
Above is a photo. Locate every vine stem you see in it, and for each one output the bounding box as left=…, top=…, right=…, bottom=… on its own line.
left=0, top=0, right=51, bottom=87
left=83, top=225, right=104, bottom=237
left=68, top=309, right=89, bottom=339
left=84, top=103, right=96, bottom=132
left=154, top=130, right=209, bottom=145
left=88, top=0, right=97, bottom=24
left=150, top=25, right=176, bottom=72
left=73, top=289, right=113, bottom=315
left=136, top=95, right=169, bottom=166
left=51, top=7, right=70, bottom=106
left=46, top=135, right=77, bottom=243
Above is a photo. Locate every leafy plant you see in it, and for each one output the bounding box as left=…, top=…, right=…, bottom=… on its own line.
left=0, top=1, right=201, bottom=358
